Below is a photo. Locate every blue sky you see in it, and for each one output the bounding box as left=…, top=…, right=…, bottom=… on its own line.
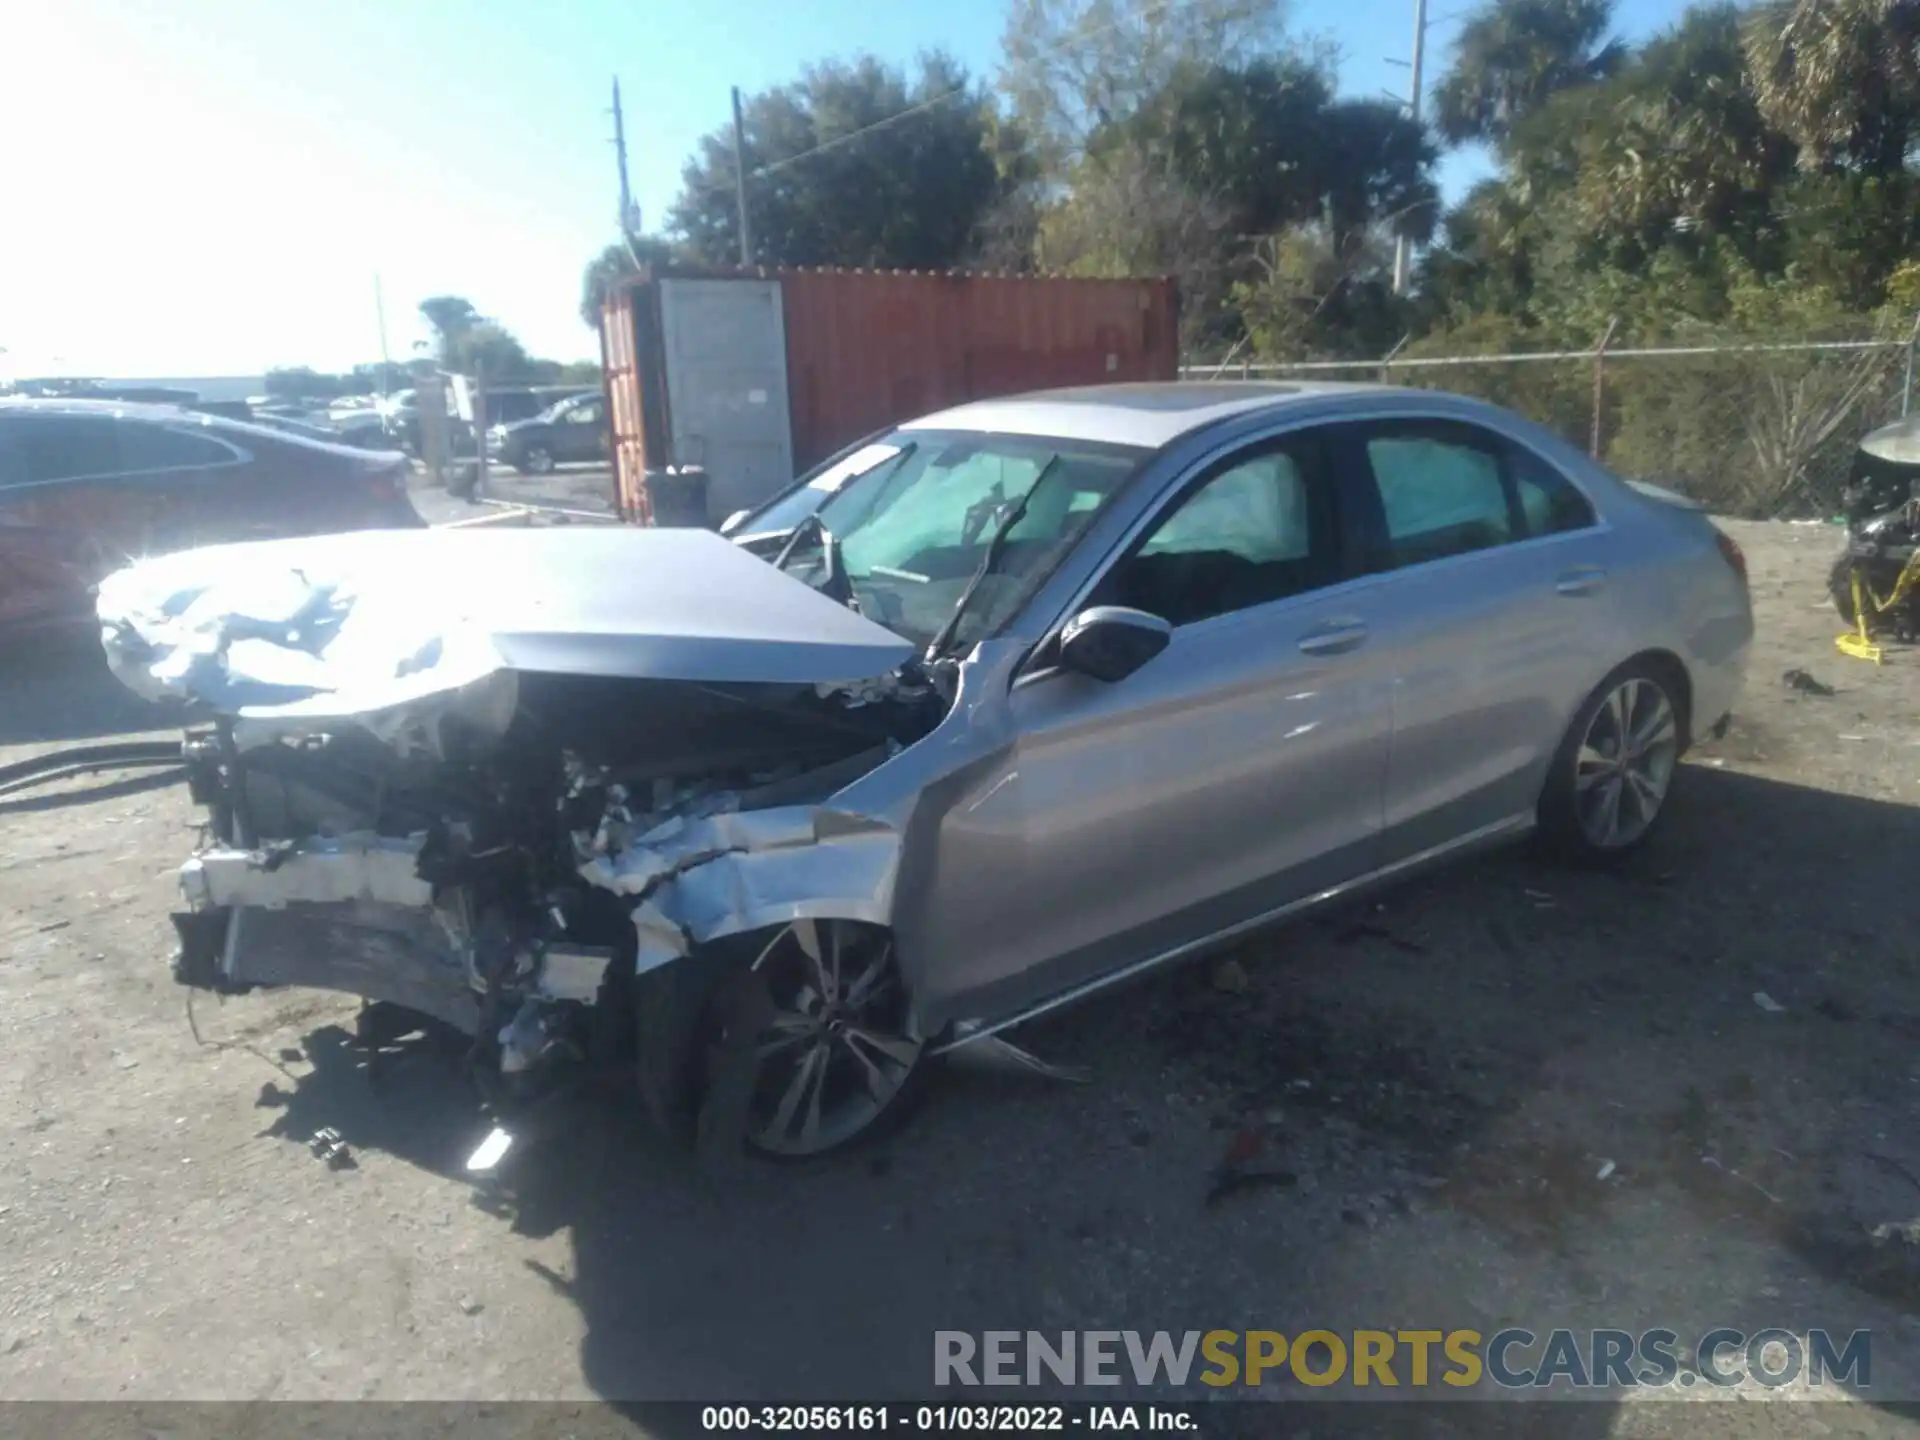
left=0, top=0, right=1686, bottom=379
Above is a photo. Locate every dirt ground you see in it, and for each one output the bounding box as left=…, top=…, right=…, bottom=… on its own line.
left=6, top=512, right=1920, bottom=1436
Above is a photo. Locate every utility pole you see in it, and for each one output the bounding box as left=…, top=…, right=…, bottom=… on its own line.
left=731, top=85, right=753, bottom=267
left=373, top=274, right=393, bottom=398
left=1391, top=0, right=1429, bottom=297
left=611, top=77, right=639, bottom=238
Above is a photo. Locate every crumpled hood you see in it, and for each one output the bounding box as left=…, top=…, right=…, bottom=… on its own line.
left=96, top=526, right=915, bottom=738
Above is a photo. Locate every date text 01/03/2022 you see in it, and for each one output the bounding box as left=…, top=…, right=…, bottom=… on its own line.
left=699, top=1404, right=1198, bottom=1432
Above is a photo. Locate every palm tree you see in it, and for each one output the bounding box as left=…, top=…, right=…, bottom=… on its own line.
left=1564, top=5, right=1796, bottom=242
left=417, top=296, right=480, bottom=368
left=1432, top=0, right=1628, bottom=147
left=1742, top=0, right=1920, bottom=172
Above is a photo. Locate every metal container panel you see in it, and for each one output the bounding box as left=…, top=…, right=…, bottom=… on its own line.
left=777, top=270, right=1179, bottom=471
left=602, top=267, right=1179, bottom=518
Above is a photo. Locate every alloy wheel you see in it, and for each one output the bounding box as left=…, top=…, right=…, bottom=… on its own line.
left=1574, top=677, right=1678, bottom=849
left=522, top=445, right=555, bottom=474
left=745, top=919, right=923, bottom=1156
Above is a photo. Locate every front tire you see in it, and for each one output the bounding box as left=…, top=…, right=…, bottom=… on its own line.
left=517, top=444, right=555, bottom=475
left=636, top=919, right=931, bottom=1160
left=1538, top=660, right=1685, bottom=863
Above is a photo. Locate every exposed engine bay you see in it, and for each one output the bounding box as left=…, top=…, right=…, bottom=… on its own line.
left=1831, top=418, right=1920, bottom=640
left=96, top=526, right=952, bottom=1141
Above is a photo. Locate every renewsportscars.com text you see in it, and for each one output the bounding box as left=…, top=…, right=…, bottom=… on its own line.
left=934, top=1328, right=1871, bottom=1391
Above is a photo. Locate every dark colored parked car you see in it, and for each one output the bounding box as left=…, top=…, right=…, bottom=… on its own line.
left=485, top=392, right=609, bottom=473
left=0, top=399, right=422, bottom=636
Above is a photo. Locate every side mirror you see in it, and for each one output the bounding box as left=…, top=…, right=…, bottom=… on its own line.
left=719, top=508, right=752, bottom=536
left=1056, top=605, right=1171, bottom=683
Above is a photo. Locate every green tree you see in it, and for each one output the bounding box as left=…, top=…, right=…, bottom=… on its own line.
left=1431, top=0, right=1627, bottom=147
left=1743, top=0, right=1920, bottom=171
left=264, top=366, right=344, bottom=400
left=418, top=296, right=481, bottom=367
left=447, top=321, right=530, bottom=379
left=1050, top=58, right=1437, bottom=351
left=999, top=0, right=1291, bottom=168
left=668, top=52, right=1013, bottom=269
left=579, top=236, right=677, bottom=330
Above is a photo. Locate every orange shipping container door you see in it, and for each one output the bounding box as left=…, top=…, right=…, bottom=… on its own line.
left=778, top=271, right=1178, bottom=473
left=601, top=283, right=648, bottom=520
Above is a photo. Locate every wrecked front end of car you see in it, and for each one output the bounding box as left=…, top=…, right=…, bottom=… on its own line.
left=99, top=526, right=950, bottom=1159
left=1832, top=417, right=1920, bottom=639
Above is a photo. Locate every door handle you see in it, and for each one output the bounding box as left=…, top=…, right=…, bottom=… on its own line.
left=1554, top=565, right=1608, bottom=597
left=1297, top=618, right=1368, bottom=655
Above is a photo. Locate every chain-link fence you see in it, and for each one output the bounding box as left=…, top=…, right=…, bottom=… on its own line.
left=1181, top=339, right=1919, bottom=519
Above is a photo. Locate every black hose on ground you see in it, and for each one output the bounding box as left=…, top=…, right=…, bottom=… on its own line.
left=0, top=740, right=186, bottom=798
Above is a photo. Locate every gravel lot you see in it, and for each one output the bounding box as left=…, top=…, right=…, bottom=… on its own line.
left=5, top=511, right=1920, bottom=1437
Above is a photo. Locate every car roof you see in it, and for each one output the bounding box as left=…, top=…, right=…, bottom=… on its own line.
left=895, top=381, right=1396, bottom=449
left=0, top=396, right=216, bottom=422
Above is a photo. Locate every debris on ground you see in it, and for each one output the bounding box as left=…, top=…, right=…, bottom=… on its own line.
left=458, top=1296, right=485, bottom=1315
left=1596, top=1159, right=1617, bottom=1181
left=1205, top=1125, right=1297, bottom=1206
left=1211, top=958, right=1250, bottom=994
left=1701, top=1154, right=1780, bottom=1204
left=1754, top=991, right=1788, bottom=1013
left=1334, top=921, right=1427, bottom=955
left=1783, top=668, right=1835, bottom=696
left=464, top=1126, right=513, bottom=1174
left=308, top=1128, right=355, bottom=1170
left=968, top=1034, right=1093, bottom=1085
left=1866, top=1152, right=1920, bottom=1196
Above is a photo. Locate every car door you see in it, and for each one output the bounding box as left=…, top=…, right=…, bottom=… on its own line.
left=111, top=416, right=254, bottom=552
left=0, top=414, right=164, bottom=624
left=556, top=398, right=606, bottom=464
left=922, top=427, right=1397, bottom=1019
left=1323, top=416, right=1608, bottom=862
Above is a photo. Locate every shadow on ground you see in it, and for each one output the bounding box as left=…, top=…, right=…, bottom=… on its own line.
left=257, top=761, right=1920, bottom=1431
left=0, top=629, right=187, bottom=747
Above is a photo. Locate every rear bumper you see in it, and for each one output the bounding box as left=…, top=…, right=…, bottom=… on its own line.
left=1684, top=606, right=1750, bottom=752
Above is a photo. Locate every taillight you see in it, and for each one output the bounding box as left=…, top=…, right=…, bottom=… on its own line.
left=366, top=464, right=405, bottom=503
left=1714, top=527, right=1747, bottom=586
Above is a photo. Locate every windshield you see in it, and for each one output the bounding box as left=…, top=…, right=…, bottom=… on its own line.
left=741, top=441, right=907, bottom=538
left=790, top=428, right=1148, bottom=650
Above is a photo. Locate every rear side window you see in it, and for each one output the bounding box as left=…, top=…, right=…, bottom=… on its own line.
left=0, top=427, right=24, bottom=489
left=6, top=415, right=241, bottom=484
left=1512, top=447, right=1596, bottom=535
left=1365, top=433, right=1514, bottom=567
left=15, top=416, right=122, bottom=482
left=1349, top=420, right=1595, bottom=572
left=118, top=422, right=238, bottom=471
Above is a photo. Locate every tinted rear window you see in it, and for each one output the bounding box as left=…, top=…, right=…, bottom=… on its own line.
left=14, top=416, right=122, bottom=482
left=119, top=422, right=237, bottom=470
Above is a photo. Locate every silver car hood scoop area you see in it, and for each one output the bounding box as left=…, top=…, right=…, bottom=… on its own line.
left=96, top=526, right=915, bottom=746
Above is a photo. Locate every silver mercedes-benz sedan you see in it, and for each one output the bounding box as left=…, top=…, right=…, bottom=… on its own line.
left=98, top=383, right=1751, bottom=1160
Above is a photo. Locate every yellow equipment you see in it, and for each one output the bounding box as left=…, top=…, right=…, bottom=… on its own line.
left=1837, top=548, right=1920, bottom=663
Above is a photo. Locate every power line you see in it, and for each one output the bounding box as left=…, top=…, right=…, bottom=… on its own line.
left=750, top=84, right=974, bottom=181
left=742, top=0, right=1191, bottom=184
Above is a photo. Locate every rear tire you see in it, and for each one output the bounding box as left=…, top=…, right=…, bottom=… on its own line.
left=1538, top=659, right=1686, bottom=864
left=1830, top=553, right=1862, bottom=626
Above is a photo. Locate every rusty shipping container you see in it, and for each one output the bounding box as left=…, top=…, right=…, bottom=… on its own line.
left=600, top=267, right=1179, bottom=523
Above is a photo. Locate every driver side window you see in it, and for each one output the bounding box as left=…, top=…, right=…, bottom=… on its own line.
left=1094, top=436, right=1332, bottom=627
